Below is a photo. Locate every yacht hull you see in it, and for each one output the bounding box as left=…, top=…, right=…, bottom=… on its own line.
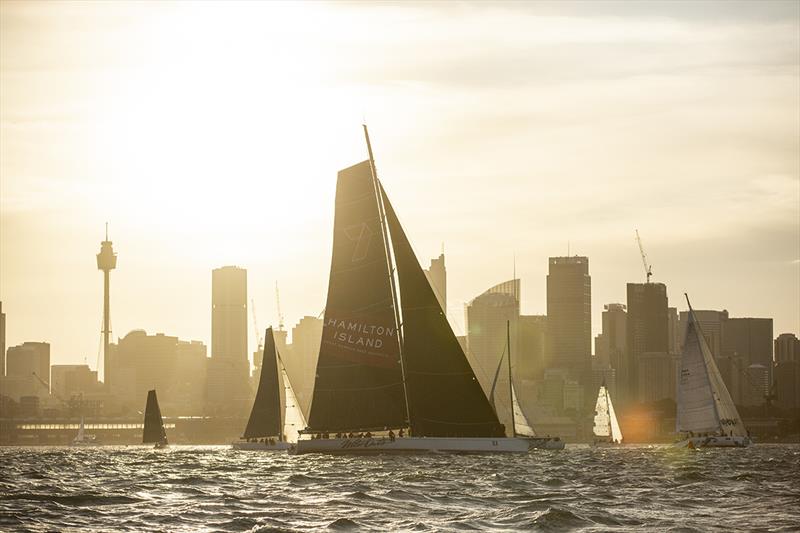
left=231, top=441, right=292, bottom=451
left=294, top=436, right=532, bottom=455
left=674, top=436, right=751, bottom=449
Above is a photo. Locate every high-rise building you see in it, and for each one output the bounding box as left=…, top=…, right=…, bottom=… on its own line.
left=209, top=266, right=249, bottom=414
left=636, top=351, right=677, bottom=403
left=773, top=333, right=800, bottom=411
left=546, top=257, right=591, bottom=397
left=774, top=333, right=799, bottom=363
left=283, top=316, right=323, bottom=420
left=466, top=279, right=520, bottom=434
left=667, top=306, right=680, bottom=354
left=596, top=303, right=627, bottom=398
left=517, top=315, right=546, bottom=380
left=108, top=330, right=208, bottom=415
left=50, top=364, right=100, bottom=401
left=626, top=283, right=668, bottom=403
left=722, top=318, right=773, bottom=368
left=6, top=342, right=50, bottom=386
left=423, top=253, right=446, bottom=312
left=4, top=342, right=50, bottom=399
left=741, top=364, right=769, bottom=407
left=0, top=302, right=5, bottom=377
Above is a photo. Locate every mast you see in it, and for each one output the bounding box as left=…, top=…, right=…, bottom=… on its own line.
left=605, top=386, right=612, bottom=436
left=507, top=320, right=515, bottom=437
left=363, top=124, right=412, bottom=429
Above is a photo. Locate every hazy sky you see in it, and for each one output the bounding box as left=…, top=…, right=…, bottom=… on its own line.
left=2, top=1, right=798, bottom=372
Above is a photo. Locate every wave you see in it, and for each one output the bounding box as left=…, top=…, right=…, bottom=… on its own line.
left=0, top=493, right=142, bottom=506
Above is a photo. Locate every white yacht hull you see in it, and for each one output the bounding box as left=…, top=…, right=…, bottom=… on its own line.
left=231, top=440, right=292, bottom=451
left=294, top=436, right=531, bottom=455
left=674, top=435, right=752, bottom=449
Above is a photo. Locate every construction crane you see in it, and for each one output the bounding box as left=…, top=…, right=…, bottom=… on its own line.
left=635, top=229, right=653, bottom=283
left=251, top=299, right=263, bottom=352
left=275, top=281, right=285, bottom=332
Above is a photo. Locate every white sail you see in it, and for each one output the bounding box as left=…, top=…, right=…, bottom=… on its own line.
left=607, top=390, right=623, bottom=443
left=511, top=382, right=536, bottom=437
left=677, top=309, right=747, bottom=437
left=282, top=367, right=307, bottom=443
left=74, top=417, right=86, bottom=442
left=593, top=386, right=612, bottom=438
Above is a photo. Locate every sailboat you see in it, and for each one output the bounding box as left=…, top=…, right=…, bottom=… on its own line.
left=295, top=127, right=532, bottom=454
left=142, top=389, right=168, bottom=448
left=674, top=295, right=751, bottom=448
left=592, top=382, right=623, bottom=446
left=490, top=321, right=565, bottom=450
left=232, top=327, right=305, bottom=451
left=70, top=416, right=100, bottom=446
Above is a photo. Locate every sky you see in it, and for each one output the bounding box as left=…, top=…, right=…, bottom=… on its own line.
left=1, top=1, right=798, bottom=373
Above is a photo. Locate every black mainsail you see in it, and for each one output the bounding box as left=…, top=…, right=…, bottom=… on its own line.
left=307, top=160, right=407, bottom=432
left=307, top=127, right=506, bottom=438
left=142, top=389, right=167, bottom=445
left=243, top=327, right=283, bottom=439
left=380, top=185, right=506, bottom=437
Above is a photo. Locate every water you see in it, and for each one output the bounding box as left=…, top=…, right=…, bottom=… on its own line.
left=1, top=444, right=799, bottom=531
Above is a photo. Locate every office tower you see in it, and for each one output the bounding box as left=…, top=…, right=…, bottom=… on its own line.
left=423, top=253, right=446, bottom=312
left=775, top=333, right=800, bottom=363
left=466, top=279, right=520, bottom=434
left=96, top=225, right=117, bottom=384
left=773, top=333, right=800, bottom=411
left=50, top=365, right=100, bottom=400
left=740, top=364, right=769, bottom=407
left=595, top=303, right=626, bottom=401
left=0, top=302, right=5, bottom=377
left=4, top=342, right=50, bottom=398
left=667, top=307, right=680, bottom=354
left=109, top=330, right=207, bottom=414
left=722, top=318, right=774, bottom=368
left=637, top=352, right=677, bottom=403
left=517, top=315, right=546, bottom=380
left=626, top=283, right=668, bottom=403
left=284, top=316, right=323, bottom=419
left=546, top=257, right=591, bottom=397
left=209, top=266, right=249, bottom=414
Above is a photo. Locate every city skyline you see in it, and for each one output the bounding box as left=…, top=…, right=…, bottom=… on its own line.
left=2, top=1, right=799, bottom=368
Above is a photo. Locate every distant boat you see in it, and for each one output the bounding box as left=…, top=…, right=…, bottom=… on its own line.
left=674, top=295, right=751, bottom=449
left=490, top=321, right=565, bottom=450
left=295, top=127, right=532, bottom=455
left=592, top=382, right=623, bottom=446
left=70, top=416, right=100, bottom=446
left=142, top=389, right=168, bottom=449
left=232, top=327, right=305, bottom=451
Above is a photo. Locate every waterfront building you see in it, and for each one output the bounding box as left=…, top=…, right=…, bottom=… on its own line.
left=626, top=283, right=668, bottom=404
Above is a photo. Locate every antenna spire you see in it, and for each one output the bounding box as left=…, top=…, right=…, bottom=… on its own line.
left=105, top=222, right=108, bottom=241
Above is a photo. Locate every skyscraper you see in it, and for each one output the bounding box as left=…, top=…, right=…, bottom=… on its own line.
left=775, top=333, right=800, bottom=363
left=546, top=257, right=591, bottom=399
left=423, top=253, right=446, bottom=312
left=626, top=282, right=668, bottom=403
left=596, top=303, right=627, bottom=402
left=466, top=279, right=520, bottom=434
left=5, top=341, right=50, bottom=397
left=517, top=315, right=546, bottom=380
left=209, top=266, right=250, bottom=414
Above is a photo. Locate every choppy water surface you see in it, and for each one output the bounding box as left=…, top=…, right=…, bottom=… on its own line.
left=1, top=444, right=799, bottom=531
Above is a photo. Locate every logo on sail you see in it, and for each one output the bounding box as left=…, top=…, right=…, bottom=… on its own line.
left=344, top=223, right=374, bottom=263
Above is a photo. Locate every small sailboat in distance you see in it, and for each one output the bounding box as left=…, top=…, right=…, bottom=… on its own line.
left=232, top=327, right=298, bottom=451
left=674, top=294, right=751, bottom=448
left=492, top=321, right=564, bottom=450
left=592, top=382, right=623, bottom=446
left=143, top=389, right=168, bottom=448
left=70, top=416, right=100, bottom=446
